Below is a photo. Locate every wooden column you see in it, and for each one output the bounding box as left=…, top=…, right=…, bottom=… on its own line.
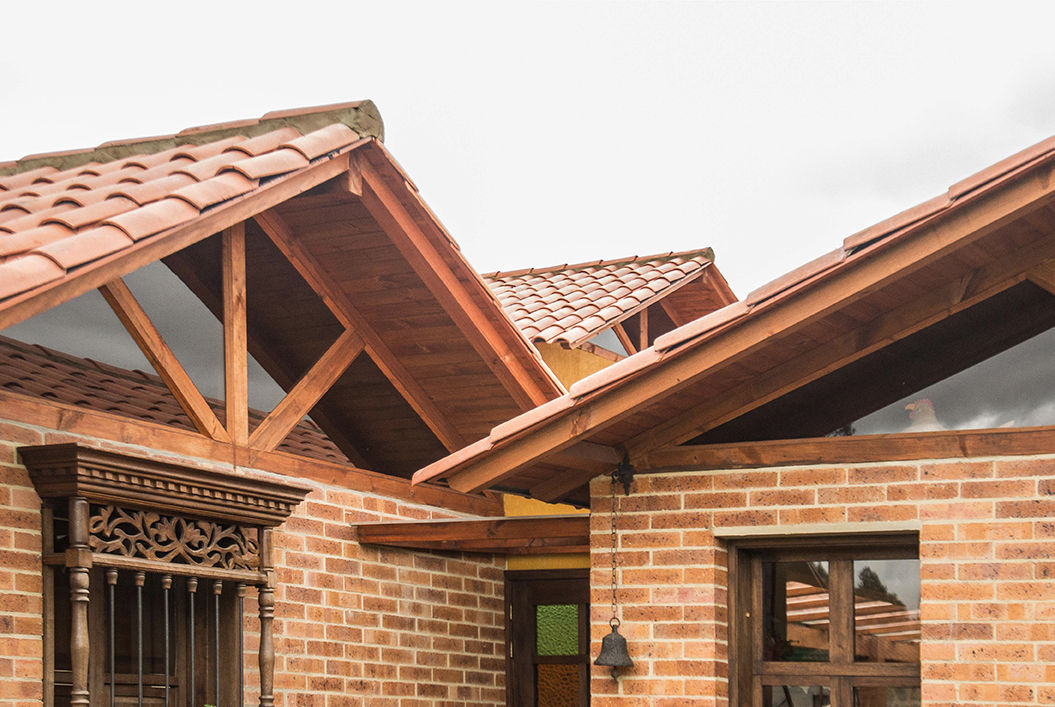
left=66, top=497, right=91, bottom=707
left=257, top=528, right=275, bottom=707
left=223, top=222, right=249, bottom=445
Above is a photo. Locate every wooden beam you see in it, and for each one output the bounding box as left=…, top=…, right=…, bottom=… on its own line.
left=357, top=156, right=554, bottom=409
left=1027, top=258, right=1055, bottom=296
left=639, top=306, right=649, bottom=351
left=223, top=222, right=249, bottom=445
left=0, top=149, right=356, bottom=331
left=432, top=167, right=1055, bottom=494
left=249, top=328, right=364, bottom=452
left=547, top=440, right=622, bottom=468
left=612, top=322, right=636, bottom=355
left=530, top=469, right=605, bottom=504
left=98, top=278, right=229, bottom=442
left=626, top=228, right=1055, bottom=456
left=253, top=208, right=467, bottom=451
left=640, top=425, right=1055, bottom=472
left=0, top=387, right=502, bottom=516
left=352, top=514, right=588, bottom=554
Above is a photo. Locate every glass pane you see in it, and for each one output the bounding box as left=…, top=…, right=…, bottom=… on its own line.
left=536, top=604, right=579, bottom=656
left=853, top=559, right=921, bottom=663
left=763, top=561, right=830, bottom=661
left=536, top=663, right=579, bottom=705
left=763, top=685, right=831, bottom=706
left=854, top=686, right=921, bottom=706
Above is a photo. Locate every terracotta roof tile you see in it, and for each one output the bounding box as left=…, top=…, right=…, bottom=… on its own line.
left=482, top=249, right=717, bottom=346
left=0, top=335, right=349, bottom=463
left=0, top=102, right=381, bottom=313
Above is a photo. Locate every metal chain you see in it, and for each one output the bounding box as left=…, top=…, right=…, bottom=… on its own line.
left=609, top=471, right=618, bottom=623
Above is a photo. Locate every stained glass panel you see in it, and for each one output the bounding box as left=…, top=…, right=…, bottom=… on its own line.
left=536, top=663, right=578, bottom=706
left=536, top=603, right=578, bottom=656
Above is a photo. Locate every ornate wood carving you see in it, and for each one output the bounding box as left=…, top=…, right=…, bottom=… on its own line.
left=88, top=504, right=260, bottom=571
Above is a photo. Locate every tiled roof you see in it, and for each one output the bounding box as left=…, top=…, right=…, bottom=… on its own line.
left=0, top=335, right=348, bottom=463
left=482, top=249, right=717, bottom=345
left=0, top=101, right=382, bottom=304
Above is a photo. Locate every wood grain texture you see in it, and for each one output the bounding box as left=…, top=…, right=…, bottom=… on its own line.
left=223, top=223, right=249, bottom=445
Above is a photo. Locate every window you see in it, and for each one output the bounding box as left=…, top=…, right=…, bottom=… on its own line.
left=729, top=534, right=920, bottom=707
left=21, top=444, right=308, bottom=707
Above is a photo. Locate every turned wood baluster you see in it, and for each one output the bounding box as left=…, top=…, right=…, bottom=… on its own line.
left=257, top=529, right=275, bottom=707
left=67, top=497, right=91, bottom=707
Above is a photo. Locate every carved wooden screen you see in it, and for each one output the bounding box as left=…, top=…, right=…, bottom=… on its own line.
left=20, top=444, right=309, bottom=707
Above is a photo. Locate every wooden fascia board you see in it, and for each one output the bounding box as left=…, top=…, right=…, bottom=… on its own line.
left=98, top=278, right=229, bottom=443
left=0, top=387, right=502, bottom=516
left=352, top=514, right=588, bottom=554
left=252, top=207, right=468, bottom=451
left=640, top=425, right=1055, bottom=471
left=0, top=149, right=357, bottom=331
left=438, top=159, right=1055, bottom=494
left=248, top=328, right=364, bottom=452
left=628, top=228, right=1055, bottom=456
left=356, top=152, right=559, bottom=410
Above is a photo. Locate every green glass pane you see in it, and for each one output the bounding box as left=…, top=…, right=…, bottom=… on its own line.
left=536, top=663, right=579, bottom=706
left=536, top=603, right=578, bottom=656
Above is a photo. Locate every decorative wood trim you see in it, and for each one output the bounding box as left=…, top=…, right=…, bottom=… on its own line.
left=358, top=155, right=553, bottom=409
left=249, top=328, right=364, bottom=452
left=223, top=222, right=249, bottom=446
left=253, top=207, right=467, bottom=451
left=0, top=149, right=357, bottom=331
left=640, top=425, right=1055, bottom=471
left=19, top=443, right=310, bottom=527
left=0, top=389, right=502, bottom=516
left=352, top=514, right=589, bottom=555
left=98, top=278, right=229, bottom=442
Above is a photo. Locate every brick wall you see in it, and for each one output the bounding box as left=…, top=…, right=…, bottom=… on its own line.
left=589, top=455, right=1055, bottom=706
left=0, top=416, right=505, bottom=707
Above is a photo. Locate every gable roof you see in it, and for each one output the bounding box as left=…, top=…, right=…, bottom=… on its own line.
left=482, top=249, right=735, bottom=347
left=0, top=102, right=563, bottom=481
left=414, top=130, right=1055, bottom=504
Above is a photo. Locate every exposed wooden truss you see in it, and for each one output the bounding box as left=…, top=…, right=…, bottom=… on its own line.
left=352, top=514, right=589, bottom=555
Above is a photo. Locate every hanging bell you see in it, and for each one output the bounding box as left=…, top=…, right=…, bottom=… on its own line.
left=595, top=617, right=633, bottom=679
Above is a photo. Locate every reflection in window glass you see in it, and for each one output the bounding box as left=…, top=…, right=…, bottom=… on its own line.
left=853, top=559, right=921, bottom=663
left=854, top=685, right=921, bottom=706
left=536, top=604, right=578, bottom=656
left=763, top=561, right=830, bottom=662
left=850, top=326, right=1055, bottom=435
left=763, top=685, right=831, bottom=706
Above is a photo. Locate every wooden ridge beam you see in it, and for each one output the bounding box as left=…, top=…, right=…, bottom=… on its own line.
left=249, top=328, right=364, bottom=452
left=98, top=278, right=229, bottom=442
left=357, top=156, right=553, bottom=410
left=254, top=207, right=467, bottom=451
left=640, top=425, right=1055, bottom=472
left=223, top=223, right=249, bottom=446
left=435, top=164, right=1055, bottom=495
left=352, top=514, right=588, bottom=555
left=626, top=226, right=1055, bottom=456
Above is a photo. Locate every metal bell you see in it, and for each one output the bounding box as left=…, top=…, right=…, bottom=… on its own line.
left=594, top=618, right=633, bottom=679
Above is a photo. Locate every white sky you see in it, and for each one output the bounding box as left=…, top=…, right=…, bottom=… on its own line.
left=4, top=1, right=1055, bottom=297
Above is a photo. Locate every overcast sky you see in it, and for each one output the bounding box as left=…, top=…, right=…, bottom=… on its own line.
left=5, top=1, right=1055, bottom=297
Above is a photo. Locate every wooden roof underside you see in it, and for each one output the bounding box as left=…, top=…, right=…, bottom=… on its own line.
left=415, top=136, right=1055, bottom=504
left=352, top=514, right=589, bottom=555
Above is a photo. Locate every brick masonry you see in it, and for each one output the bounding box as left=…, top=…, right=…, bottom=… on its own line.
left=0, top=417, right=505, bottom=707
left=589, top=455, right=1055, bottom=706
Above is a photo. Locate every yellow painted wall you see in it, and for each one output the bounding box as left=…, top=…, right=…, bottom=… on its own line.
left=504, top=494, right=590, bottom=570
left=536, top=342, right=615, bottom=388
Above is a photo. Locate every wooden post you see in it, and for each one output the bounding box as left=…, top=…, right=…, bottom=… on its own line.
left=257, top=529, right=275, bottom=707
left=67, top=497, right=91, bottom=707
left=223, top=222, right=249, bottom=446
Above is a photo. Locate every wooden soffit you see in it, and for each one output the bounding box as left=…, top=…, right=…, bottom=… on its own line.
left=351, top=514, right=589, bottom=555
left=19, top=443, right=311, bottom=527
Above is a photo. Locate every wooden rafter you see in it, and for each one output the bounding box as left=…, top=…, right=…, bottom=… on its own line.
left=625, top=229, right=1055, bottom=456
left=352, top=514, right=588, bottom=555
left=357, top=156, right=552, bottom=410
left=612, top=322, right=635, bottom=355
left=249, top=328, right=365, bottom=452
left=429, top=165, right=1055, bottom=494
left=222, top=223, right=249, bottom=445
left=252, top=207, right=468, bottom=451
left=1027, top=258, right=1055, bottom=295
left=98, top=278, right=229, bottom=442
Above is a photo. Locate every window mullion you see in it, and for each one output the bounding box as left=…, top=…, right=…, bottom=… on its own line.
left=829, top=559, right=855, bottom=665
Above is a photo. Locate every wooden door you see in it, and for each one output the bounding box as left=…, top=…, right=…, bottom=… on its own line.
left=505, top=569, right=589, bottom=707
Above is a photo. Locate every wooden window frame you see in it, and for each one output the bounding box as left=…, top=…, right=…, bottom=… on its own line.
left=728, top=532, right=920, bottom=707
